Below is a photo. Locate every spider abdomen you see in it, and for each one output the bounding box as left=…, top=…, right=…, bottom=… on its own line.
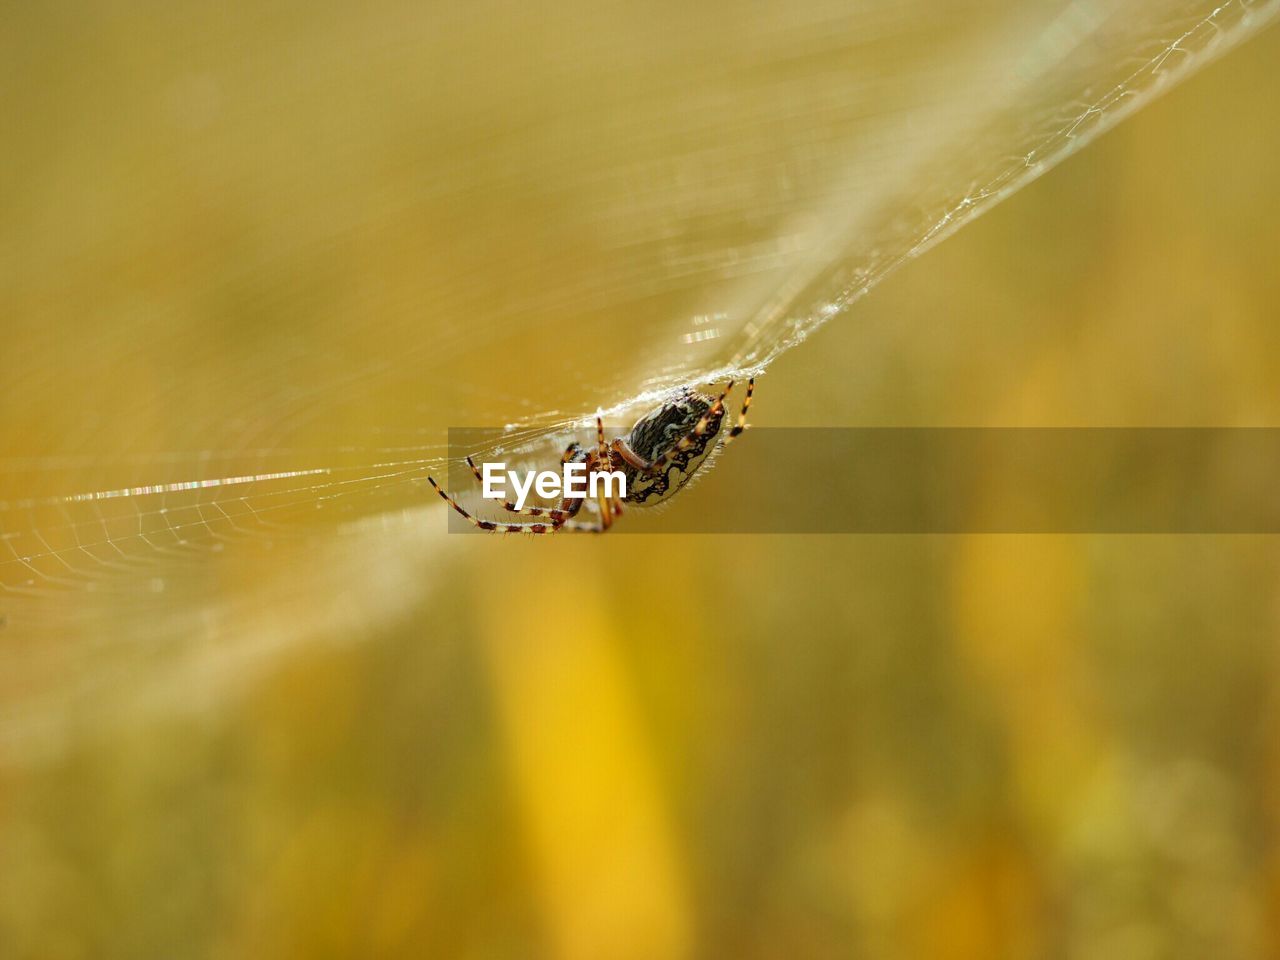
left=623, top=391, right=724, bottom=505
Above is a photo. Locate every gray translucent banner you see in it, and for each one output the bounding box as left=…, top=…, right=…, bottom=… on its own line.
left=445, top=429, right=1280, bottom=533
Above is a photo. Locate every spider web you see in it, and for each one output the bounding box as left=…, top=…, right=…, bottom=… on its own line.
left=1, top=0, right=1277, bottom=760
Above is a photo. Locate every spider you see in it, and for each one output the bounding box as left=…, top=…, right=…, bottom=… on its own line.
left=428, top=377, right=755, bottom=533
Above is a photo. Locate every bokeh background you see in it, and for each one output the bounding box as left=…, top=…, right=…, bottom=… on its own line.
left=2, top=3, right=1280, bottom=958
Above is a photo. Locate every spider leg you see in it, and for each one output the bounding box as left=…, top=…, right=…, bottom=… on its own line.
left=728, top=377, right=755, bottom=439
left=610, top=437, right=651, bottom=471
left=433, top=443, right=614, bottom=534
left=557, top=517, right=607, bottom=533
left=596, top=489, right=614, bottom=529
left=640, top=380, right=734, bottom=476
left=462, top=455, right=572, bottom=522
left=584, top=450, right=616, bottom=531
left=427, top=476, right=564, bottom=533
left=526, top=463, right=609, bottom=533
left=548, top=493, right=597, bottom=530
left=595, top=414, right=611, bottom=461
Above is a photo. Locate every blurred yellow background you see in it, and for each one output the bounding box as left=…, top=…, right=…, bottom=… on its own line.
left=2, top=3, right=1279, bottom=958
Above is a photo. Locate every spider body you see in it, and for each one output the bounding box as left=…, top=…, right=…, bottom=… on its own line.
left=428, top=377, right=754, bottom=533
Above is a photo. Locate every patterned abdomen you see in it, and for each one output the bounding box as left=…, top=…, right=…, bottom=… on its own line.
left=623, top=391, right=724, bottom=505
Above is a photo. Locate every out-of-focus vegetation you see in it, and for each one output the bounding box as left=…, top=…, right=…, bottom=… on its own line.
left=2, top=3, right=1280, bottom=959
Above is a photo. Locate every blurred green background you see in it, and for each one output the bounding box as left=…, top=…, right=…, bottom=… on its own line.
left=2, top=3, right=1279, bottom=958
